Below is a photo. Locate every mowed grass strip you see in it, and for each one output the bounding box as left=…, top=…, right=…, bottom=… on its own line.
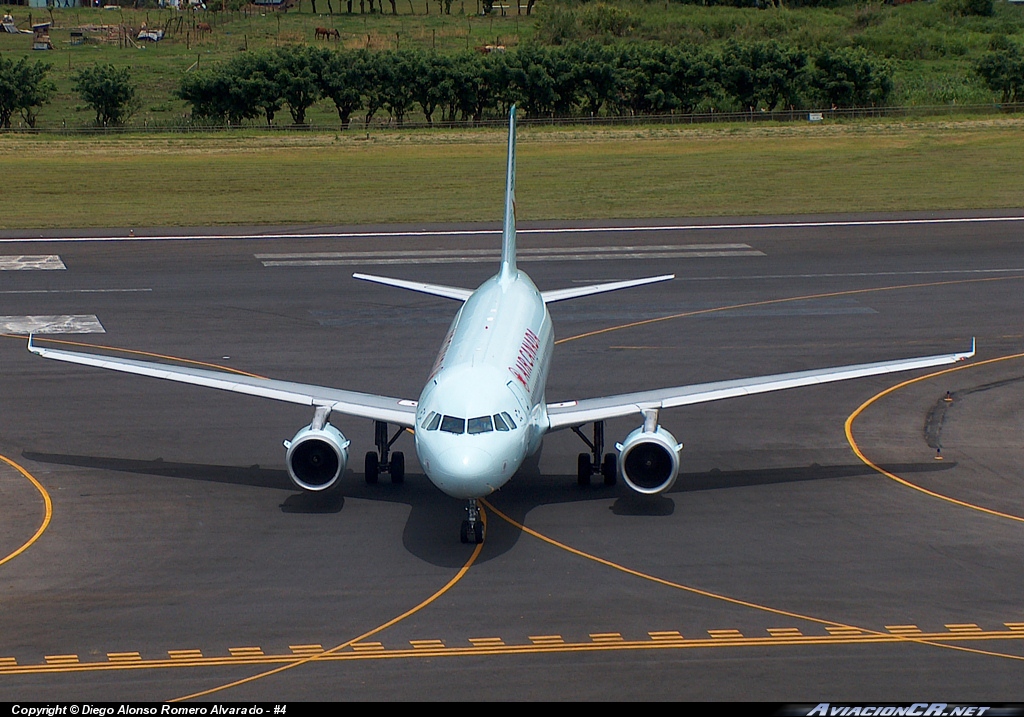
left=3, top=121, right=1023, bottom=229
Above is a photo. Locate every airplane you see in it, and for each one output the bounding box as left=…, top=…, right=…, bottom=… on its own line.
left=26, top=106, right=975, bottom=544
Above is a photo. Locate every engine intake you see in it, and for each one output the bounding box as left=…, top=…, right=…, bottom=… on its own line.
left=284, top=423, right=350, bottom=491
left=616, top=425, right=682, bottom=495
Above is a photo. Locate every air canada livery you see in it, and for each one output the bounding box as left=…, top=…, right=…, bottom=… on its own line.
left=28, top=107, right=975, bottom=543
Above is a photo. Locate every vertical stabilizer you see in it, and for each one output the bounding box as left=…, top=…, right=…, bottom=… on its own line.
left=499, top=105, right=517, bottom=283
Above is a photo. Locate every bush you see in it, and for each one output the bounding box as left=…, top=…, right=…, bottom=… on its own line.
left=73, top=64, right=138, bottom=126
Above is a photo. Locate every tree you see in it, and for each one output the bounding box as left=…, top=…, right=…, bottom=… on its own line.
left=0, top=56, right=55, bottom=129
left=719, top=40, right=807, bottom=112
left=74, top=64, right=138, bottom=126
left=316, top=48, right=366, bottom=130
left=975, top=44, right=1024, bottom=103
left=274, top=46, right=323, bottom=125
left=811, top=46, right=892, bottom=109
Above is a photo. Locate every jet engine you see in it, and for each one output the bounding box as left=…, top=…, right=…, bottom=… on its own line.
left=284, top=422, right=350, bottom=492
left=616, top=424, right=682, bottom=495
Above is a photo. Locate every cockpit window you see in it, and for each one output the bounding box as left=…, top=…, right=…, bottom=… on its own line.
left=493, top=413, right=510, bottom=431
left=440, top=415, right=465, bottom=434
left=467, top=415, right=493, bottom=434
left=423, top=412, right=442, bottom=431
left=501, top=411, right=517, bottom=429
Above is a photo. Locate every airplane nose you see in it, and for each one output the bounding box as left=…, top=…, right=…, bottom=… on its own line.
left=428, top=445, right=500, bottom=499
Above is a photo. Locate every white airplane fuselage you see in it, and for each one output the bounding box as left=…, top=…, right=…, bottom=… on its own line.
left=415, top=271, right=553, bottom=500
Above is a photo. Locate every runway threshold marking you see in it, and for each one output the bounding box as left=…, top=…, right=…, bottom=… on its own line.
left=4, top=623, right=1024, bottom=676
left=169, top=509, right=488, bottom=702
left=555, top=273, right=1024, bottom=346
left=845, top=350, right=1024, bottom=525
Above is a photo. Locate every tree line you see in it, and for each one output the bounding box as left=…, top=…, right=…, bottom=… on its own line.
left=176, top=41, right=897, bottom=128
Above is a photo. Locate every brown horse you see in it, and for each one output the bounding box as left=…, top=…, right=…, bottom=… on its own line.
left=315, top=26, right=339, bottom=41
left=196, top=22, right=211, bottom=36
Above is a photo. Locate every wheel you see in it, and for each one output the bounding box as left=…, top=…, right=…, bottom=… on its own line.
left=473, top=520, right=484, bottom=544
left=460, top=520, right=471, bottom=544
left=602, top=453, right=617, bottom=486
left=390, top=451, right=405, bottom=484
left=577, top=453, right=592, bottom=487
left=364, top=451, right=379, bottom=485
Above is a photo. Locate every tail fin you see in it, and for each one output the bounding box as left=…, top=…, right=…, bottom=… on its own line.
left=499, top=105, right=517, bottom=283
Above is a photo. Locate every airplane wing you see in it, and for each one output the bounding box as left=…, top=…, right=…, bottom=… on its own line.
left=27, top=338, right=418, bottom=427
left=546, top=340, right=975, bottom=429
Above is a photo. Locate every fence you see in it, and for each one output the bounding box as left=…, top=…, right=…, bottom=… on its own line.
left=3, top=102, right=1022, bottom=134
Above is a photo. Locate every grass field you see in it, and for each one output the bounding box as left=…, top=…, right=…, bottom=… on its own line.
left=3, top=118, right=1022, bottom=229
left=1, top=2, right=1023, bottom=128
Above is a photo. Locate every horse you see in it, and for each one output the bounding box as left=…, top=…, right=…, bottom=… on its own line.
left=196, top=22, right=211, bottom=36
left=315, top=27, right=339, bottom=41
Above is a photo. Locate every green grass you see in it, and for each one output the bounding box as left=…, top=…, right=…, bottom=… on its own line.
left=2, top=118, right=1022, bottom=228
left=2, top=2, right=1024, bottom=127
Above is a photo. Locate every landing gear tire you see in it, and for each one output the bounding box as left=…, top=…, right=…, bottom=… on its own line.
left=390, top=451, right=405, bottom=484
left=577, top=453, right=592, bottom=487
left=364, top=451, right=379, bottom=485
left=460, top=520, right=484, bottom=544
left=602, top=453, right=617, bottom=486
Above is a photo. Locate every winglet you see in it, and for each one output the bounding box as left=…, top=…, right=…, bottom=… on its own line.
left=957, top=337, right=976, bottom=361
left=499, top=105, right=517, bottom=284
left=27, top=333, right=41, bottom=355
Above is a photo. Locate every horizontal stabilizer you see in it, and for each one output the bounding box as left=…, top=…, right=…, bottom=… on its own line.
left=541, top=274, right=675, bottom=304
left=353, top=273, right=472, bottom=301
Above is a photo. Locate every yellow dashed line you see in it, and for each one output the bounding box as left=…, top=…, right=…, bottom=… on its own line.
left=228, top=647, right=264, bottom=657
left=107, top=652, right=142, bottom=662
left=767, top=628, right=804, bottom=637
left=1006, top=623, right=1024, bottom=631
left=6, top=625, right=1024, bottom=676
left=885, top=625, right=923, bottom=635
left=826, top=627, right=865, bottom=636
left=708, top=629, right=744, bottom=639
left=529, top=635, right=565, bottom=645
left=44, top=655, right=79, bottom=665
left=289, top=644, right=323, bottom=655
left=946, top=624, right=983, bottom=633
left=469, top=638, right=505, bottom=647
left=649, top=631, right=685, bottom=642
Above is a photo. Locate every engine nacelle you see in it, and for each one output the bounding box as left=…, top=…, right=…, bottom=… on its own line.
left=616, top=425, right=682, bottom=495
left=284, top=422, right=350, bottom=492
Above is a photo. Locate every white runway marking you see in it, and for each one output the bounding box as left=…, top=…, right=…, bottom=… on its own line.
left=3, top=215, right=1024, bottom=244
left=257, top=244, right=764, bottom=267
left=0, top=255, right=66, bottom=270
left=0, top=288, right=152, bottom=295
left=680, top=268, right=1024, bottom=281
left=0, top=315, right=105, bottom=334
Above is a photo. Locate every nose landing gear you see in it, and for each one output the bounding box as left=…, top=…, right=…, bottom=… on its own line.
left=460, top=499, right=484, bottom=544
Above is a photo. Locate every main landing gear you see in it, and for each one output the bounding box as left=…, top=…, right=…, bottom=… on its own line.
left=572, top=421, right=617, bottom=487
left=365, top=420, right=405, bottom=484
left=460, top=499, right=484, bottom=544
